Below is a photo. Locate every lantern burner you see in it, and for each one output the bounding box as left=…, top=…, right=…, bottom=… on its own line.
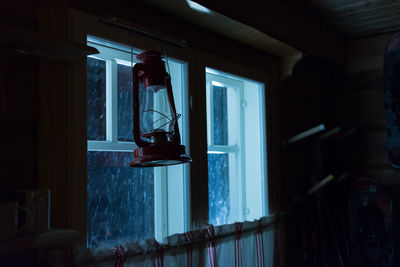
left=142, top=131, right=172, bottom=143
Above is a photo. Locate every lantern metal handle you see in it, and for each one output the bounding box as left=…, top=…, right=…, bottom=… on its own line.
left=132, top=62, right=147, bottom=147
left=164, top=74, right=182, bottom=146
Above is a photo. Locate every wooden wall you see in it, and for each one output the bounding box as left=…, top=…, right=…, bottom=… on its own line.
left=273, top=29, right=400, bottom=267
left=1, top=0, right=283, bottom=243
left=0, top=1, right=40, bottom=195
left=9, top=1, right=398, bottom=265
left=0, top=59, right=38, bottom=192
left=343, top=33, right=400, bottom=196
left=1, top=1, right=42, bottom=265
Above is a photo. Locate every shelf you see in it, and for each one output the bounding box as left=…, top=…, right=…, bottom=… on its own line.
left=0, top=229, right=80, bottom=254
left=0, top=28, right=98, bottom=61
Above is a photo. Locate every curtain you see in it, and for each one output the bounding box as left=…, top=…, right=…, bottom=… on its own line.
left=57, top=215, right=280, bottom=267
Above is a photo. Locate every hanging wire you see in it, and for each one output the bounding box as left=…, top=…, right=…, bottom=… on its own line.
left=161, top=40, right=171, bottom=75
left=130, top=40, right=134, bottom=68
left=160, top=40, right=180, bottom=134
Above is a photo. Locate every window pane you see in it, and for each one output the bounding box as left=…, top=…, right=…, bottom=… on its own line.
left=208, top=153, right=230, bottom=225
left=213, top=85, right=228, bottom=145
left=87, top=58, right=106, bottom=140
left=87, top=151, right=154, bottom=247
left=207, top=68, right=267, bottom=225
left=117, top=64, right=134, bottom=141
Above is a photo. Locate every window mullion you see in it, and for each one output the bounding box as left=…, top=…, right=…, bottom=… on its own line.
left=207, top=145, right=239, bottom=153
left=106, top=59, right=118, bottom=142
left=206, top=79, right=213, bottom=146
left=87, top=140, right=136, bottom=152
left=228, top=152, right=239, bottom=222
left=238, top=86, right=246, bottom=221
left=259, top=85, right=269, bottom=216
left=154, top=167, right=168, bottom=242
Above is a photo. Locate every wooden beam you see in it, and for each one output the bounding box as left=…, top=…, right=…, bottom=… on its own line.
left=193, top=0, right=346, bottom=66
left=134, top=0, right=299, bottom=58
left=71, top=0, right=279, bottom=71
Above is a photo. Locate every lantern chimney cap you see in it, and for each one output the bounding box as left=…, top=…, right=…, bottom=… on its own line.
left=137, top=51, right=162, bottom=63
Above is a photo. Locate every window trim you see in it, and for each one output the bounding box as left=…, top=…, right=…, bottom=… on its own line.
left=87, top=41, right=139, bottom=151
left=69, top=8, right=274, bottom=246
left=206, top=72, right=244, bottom=223
left=206, top=70, right=268, bottom=224
left=86, top=38, right=190, bottom=243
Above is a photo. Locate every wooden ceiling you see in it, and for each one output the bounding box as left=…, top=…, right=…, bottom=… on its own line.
left=283, top=0, right=400, bottom=38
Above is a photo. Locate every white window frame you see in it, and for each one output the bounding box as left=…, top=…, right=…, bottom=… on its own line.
left=69, top=10, right=274, bottom=249
left=87, top=38, right=139, bottom=152
left=206, top=69, right=268, bottom=223
left=86, top=37, right=190, bottom=243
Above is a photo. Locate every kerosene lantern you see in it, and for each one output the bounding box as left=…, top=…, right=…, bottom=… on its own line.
left=130, top=51, right=191, bottom=167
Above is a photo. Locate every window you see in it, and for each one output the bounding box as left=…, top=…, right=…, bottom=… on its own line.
left=86, top=36, right=189, bottom=247
left=206, top=68, right=268, bottom=225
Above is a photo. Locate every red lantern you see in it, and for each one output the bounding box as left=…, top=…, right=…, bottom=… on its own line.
left=130, top=51, right=191, bottom=167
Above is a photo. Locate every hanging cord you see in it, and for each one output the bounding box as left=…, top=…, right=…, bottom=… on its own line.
left=160, top=40, right=180, bottom=134
left=161, top=40, right=171, bottom=76
left=130, top=40, right=134, bottom=68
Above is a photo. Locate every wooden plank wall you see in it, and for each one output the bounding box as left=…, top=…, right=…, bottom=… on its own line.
left=343, top=32, right=400, bottom=199
left=0, top=1, right=39, bottom=193
left=1, top=1, right=41, bottom=265
left=1, top=0, right=77, bottom=236
left=278, top=55, right=343, bottom=267
left=0, top=59, right=37, bottom=192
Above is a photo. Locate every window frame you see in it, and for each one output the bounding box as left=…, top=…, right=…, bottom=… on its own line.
left=206, top=69, right=268, bottom=224
left=206, top=72, right=244, bottom=223
left=87, top=40, right=138, bottom=152
left=86, top=37, right=191, bottom=243
left=69, top=8, right=273, bottom=247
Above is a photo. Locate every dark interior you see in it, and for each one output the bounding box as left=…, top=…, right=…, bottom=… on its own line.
left=1, top=0, right=400, bottom=265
